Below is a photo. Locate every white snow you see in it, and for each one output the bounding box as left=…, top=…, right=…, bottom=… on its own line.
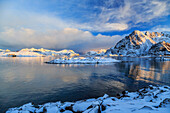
left=6, top=85, right=170, bottom=113
left=46, top=56, right=120, bottom=64
left=19, top=48, right=79, bottom=57
left=0, top=48, right=79, bottom=57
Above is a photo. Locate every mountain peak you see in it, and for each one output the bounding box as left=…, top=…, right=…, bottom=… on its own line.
left=131, top=30, right=142, bottom=35
left=107, top=30, right=170, bottom=56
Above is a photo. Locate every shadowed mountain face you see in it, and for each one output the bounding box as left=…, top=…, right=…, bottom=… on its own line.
left=106, top=30, right=170, bottom=56
left=148, top=41, right=170, bottom=55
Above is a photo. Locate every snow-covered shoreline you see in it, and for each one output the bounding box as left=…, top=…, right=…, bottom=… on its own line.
left=6, top=85, right=170, bottom=113
left=46, top=57, right=120, bottom=64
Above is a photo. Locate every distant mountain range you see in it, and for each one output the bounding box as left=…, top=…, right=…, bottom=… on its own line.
left=85, top=49, right=107, bottom=56
left=0, top=48, right=79, bottom=57
left=106, top=30, right=170, bottom=56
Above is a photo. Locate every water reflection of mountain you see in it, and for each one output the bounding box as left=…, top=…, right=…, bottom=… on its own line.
left=86, top=60, right=170, bottom=98
left=0, top=57, right=54, bottom=65
left=114, top=59, right=170, bottom=85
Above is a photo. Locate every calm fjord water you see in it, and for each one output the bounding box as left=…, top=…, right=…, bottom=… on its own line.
left=0, top=57, right=169, bottom=112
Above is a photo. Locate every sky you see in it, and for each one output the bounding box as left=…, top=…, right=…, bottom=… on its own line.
left=0, top=0, right=170, bottom=52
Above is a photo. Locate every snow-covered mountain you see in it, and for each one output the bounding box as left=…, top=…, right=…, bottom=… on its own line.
left=106, top=30, right=170, bottom=56
left=86, top=49, right=107, bottom=56
left=0, top=49, right=10, bottom=52
left=0, top=48, right=79, bottom=57
left=19, top=48, right=79, bottom=57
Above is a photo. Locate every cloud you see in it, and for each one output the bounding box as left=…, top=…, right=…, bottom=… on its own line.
left=1, top=0, right=169, bottom=32
left=150, top=25, right=170, bottom=32
left=0, top=9, right=70, bottom=31
left=93, top=0, right=170, bottom=28
left=74, top=22, right=128, bottom=32
left=0, top=27, right=122, bottom=52
left=0, top=6, right=123, bottom=51
left=0, top=8, right=128, bottom=32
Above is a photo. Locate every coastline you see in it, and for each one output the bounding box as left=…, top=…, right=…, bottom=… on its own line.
left=6, top=85, right=170, bottom=113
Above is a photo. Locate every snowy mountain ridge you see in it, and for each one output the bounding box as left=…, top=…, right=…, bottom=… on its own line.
left=0, top=48, right=79, bottom=57
left=106, top=30, right=170, bottom=56
left=19, top=48, right=79, bottom=56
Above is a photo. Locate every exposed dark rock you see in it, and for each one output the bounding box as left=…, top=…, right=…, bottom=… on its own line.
left=65, top=106, right=73, bottom=111
left=87, top=105, right=93, bottom=109
left=159, top=98, right=170, bottom=107
left=101, top=105, right=106, bottom=111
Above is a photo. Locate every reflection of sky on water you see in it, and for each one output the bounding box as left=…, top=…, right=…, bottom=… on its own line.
left=0, top=57, right=169, bottom=112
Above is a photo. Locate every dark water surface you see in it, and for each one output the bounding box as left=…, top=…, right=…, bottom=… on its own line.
left=0, top=57, right=169, bottom=112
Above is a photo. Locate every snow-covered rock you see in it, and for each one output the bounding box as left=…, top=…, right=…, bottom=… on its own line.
left=46, top=56, right=120, bottom=64
left=106, top=30, right=170, bottom=56
left=6, top=85, right=170, bottom=113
